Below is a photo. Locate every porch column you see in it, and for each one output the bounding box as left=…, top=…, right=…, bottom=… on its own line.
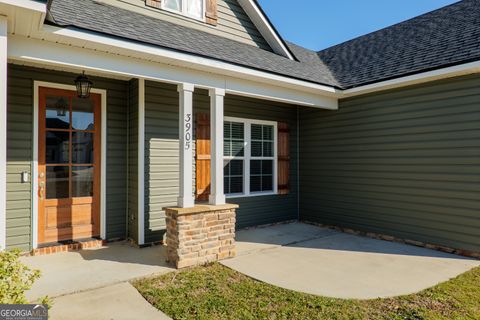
left=138, top=79, right=145, bottom=245
left=177, top=83, right=195, bottom=208
left=209, top=88, right=226, bottom=205
left=0, top=16, right=7, bottom=250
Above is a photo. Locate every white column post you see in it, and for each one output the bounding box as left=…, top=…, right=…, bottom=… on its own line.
left=177, top=83, right=195, bottom=208
left=0, top=16, right=7, bottom=250
left=209, top=88, right=226, bottom=206
left=138, top=79, right=145, bottom=245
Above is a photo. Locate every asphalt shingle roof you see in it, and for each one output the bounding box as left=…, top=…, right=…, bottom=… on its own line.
left=317, top=0, right=480, bottom=88
left=46, top=0, right=340, bottom=88
left=46, top=0, right=480, bottom=89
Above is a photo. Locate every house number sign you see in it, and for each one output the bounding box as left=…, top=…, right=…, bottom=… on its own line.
left=184, top=113, right=192, bottom=150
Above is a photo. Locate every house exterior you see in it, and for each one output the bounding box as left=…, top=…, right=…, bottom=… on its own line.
left=0, top=0, right=478, bottom=255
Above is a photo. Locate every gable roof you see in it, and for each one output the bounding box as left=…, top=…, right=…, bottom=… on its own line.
left=45, top=0, right=480, bottom=90
left=318, top=0, right=480, bottom=89
left=46, top=0, right=340, bottom=88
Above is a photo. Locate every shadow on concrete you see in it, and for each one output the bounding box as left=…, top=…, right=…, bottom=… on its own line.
left=234, top=222, right=478, bottom=261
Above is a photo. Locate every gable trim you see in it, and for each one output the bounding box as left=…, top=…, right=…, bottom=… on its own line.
left=237, top=0, right=294, bottom=60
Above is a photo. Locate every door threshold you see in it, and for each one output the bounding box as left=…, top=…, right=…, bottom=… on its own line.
left=31, top=238, right=107, bottom=256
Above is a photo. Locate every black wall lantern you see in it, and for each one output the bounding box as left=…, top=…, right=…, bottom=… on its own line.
left=75, top=71, right=93, bottom=99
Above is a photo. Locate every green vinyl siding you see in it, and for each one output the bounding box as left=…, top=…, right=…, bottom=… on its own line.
left=144, top=81, right=179, bottom=243
left=128, top=79, right=139, bottom=242
left=6, top=64, right=129, bottom=250
left=299, top=74, right=480, bottom=252
left=143, top=83, right=299, bottom=244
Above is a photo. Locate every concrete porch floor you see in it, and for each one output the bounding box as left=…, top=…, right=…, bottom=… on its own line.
left=222, top=222, right=480, bottom=299
left=21, top=242, right=175, bottom=301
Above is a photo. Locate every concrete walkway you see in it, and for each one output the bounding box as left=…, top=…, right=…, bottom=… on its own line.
left=222, top=222, right=480, bottom=299
left=22, top=242, right=175, bottom=319
left=22, top=242, right=174, bottom=301
left=49, top=283, right=171, bottom=320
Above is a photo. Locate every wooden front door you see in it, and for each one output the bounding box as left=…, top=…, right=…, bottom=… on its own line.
left=38, top=87, right=101, bottom=245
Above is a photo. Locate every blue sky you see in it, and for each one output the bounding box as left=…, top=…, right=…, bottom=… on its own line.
left=257, top=0, right=459, bottom=51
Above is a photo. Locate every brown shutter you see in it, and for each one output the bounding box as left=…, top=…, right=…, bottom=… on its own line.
left=205, top=0, right=218, bottom=26
left=195, top=113, right=211, bottom=201
left=277, top=122, right=290, bottom=195
left=145, top=0, right=161, bottom=9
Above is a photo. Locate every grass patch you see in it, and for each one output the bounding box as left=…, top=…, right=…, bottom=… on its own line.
left=133, top=263, right=480, bottom=320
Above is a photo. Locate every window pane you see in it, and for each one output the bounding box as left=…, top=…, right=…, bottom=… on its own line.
left=72, top=98, right=94, bottom=130
left=231, top=141, right=244, bottom=157
left=164, top=0, right=181, bottom=11
left=224, top=159, right=243, bottom=195
left=224, top=141, right=231, bottom=157
left=72, top=132, right=94, bottom=164
left=230, top=177, right=243, bottom=194
left=251, top=141, right=262, bottom=157
left=72, top=166, right=94, bottom=197
left=250, top=160, right=261, bottom=175
left=229, top=159, right=243, bottom=176
left=262, top=160, right=273, bottom=175
left=250, top=175, right=261, bottom=193
left=46, top=166, right=69, bottom=199
left=250, top=160, right=274, bottom=193
left=46, top=96, right=70, bottom=129
left=231, top=122, right=244, bottom=139
left=263, top=125, right=273, bottom=140
left=46, top=131, right=69, bottom=164
left=251, top=124, right=262, bottom=140
left=186, top=0, right=203, bottom=18
left=224, top=121, right=244, bottom=157
left=262, top=175, right=273, bottom=192
left=263, top=141, right=273, bottom=157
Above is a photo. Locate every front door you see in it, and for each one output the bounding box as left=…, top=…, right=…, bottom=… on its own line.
left=38, top=87, right=101, bottom=245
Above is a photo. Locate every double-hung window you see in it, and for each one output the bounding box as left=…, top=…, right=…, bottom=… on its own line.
left=163, top=0, right=204, bottom=20
left=224, top=117, right=277, bottom=197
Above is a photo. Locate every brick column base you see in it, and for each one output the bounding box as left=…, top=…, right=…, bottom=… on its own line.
left=165, top=204, right=238, bottom=269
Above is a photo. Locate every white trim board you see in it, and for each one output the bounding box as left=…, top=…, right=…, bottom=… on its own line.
left=342, top=61, right=480, bottom=97
left=32, top=81, right=107, bottom=249
left=237, top=0, right=294, bottom=60
left=137, top=79, right=145, bottom=245
left=0, top=16, right=6, bottom=250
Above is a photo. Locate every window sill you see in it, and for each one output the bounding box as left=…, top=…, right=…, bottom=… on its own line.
left=226, top=192, right=278, bottom=199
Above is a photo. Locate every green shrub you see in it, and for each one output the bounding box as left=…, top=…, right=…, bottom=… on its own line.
left=0, top=249, right=41, bottom=304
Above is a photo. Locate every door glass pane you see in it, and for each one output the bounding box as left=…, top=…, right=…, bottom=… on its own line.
left=46, top=166, right=69, bottom=199
left=72, top=132, right=94, bottom=164
left=46, top=96, right=70, bottom=129
left=72, top=98, right=95, bottom=130
left=72, top=166, right=94, bottom=197
left=46, top=131, right=69, bottom=164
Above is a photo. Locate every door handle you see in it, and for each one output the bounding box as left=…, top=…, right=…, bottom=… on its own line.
left=39, top=181, right=45, bottom=200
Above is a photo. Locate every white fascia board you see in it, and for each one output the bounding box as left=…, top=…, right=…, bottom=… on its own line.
left=43, top=26, right=336, bottom=96
left=343, top=61, right=480, bottom=97
left=8, top=35, right=338, bottom=109
left=237, top=0, right=294, bottom=60
left=0, top=0, right=46, bottom=13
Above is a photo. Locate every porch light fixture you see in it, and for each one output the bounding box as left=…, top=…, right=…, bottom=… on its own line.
left=75, top=71, right=93, bottom=99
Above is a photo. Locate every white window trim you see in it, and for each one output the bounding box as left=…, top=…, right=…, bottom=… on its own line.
left=224, top=116, right=278, bottom=198
left=162, top=0, right=206, bottom=23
